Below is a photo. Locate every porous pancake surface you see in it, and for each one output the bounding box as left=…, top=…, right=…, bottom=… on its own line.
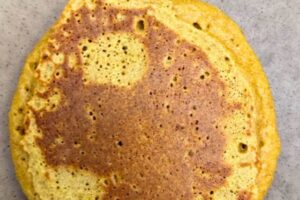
left=9, top=0, right=280, bottom=200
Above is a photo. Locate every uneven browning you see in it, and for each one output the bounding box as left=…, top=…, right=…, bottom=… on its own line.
left=33, top=3, right=240, bottom=199
left=9, top=0, right=281, bottom=199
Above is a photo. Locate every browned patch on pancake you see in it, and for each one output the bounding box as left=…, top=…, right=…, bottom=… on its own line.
left=33, top=1, right=241, bottom=199
left=238, top=191, right=252, bottom=200
left=239, top=162, right=252, bottom=168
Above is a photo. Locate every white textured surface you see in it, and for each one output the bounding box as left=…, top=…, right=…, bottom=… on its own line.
left=0, top=0, right=299, bottom=199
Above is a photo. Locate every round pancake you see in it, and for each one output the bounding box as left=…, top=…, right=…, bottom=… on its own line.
left=9, top=0, right=281, bottom=200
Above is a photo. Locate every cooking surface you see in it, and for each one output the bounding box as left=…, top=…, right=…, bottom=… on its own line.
left=0, top=0, right=299, bottom=199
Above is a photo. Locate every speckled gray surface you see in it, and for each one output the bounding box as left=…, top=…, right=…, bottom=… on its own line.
left=0, top=0, right=299, bottom=199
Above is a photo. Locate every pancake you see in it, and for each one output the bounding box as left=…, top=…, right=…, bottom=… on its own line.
left=9, top=0, right=281, bottom=200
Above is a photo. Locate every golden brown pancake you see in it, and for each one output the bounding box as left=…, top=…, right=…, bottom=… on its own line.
left=9, top=0, right=280, bottom=200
